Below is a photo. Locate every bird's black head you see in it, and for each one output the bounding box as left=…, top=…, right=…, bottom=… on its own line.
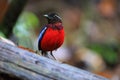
left=44, top=13, right=62, bottom=24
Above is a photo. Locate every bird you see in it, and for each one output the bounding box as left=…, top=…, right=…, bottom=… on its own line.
left=38, top=13, right=64, bottom=59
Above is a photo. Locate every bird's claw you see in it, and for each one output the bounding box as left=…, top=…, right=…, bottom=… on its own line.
left=35, top=50, right=42, bottom=56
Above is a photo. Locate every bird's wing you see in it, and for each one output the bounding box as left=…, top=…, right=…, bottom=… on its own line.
left=38, top=26, right=47, bottom=50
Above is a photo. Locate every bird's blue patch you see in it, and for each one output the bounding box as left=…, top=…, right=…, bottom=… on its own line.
left=38, top=26, right=47, bottom=50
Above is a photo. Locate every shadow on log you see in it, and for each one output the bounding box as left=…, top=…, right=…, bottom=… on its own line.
left=0, top=40, right=109, bottom=80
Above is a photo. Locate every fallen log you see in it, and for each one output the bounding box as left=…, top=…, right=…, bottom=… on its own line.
left=0, top=39, right=109, bottom=80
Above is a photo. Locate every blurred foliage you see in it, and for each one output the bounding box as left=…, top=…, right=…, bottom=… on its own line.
left=13, top=11, right=39, bottom=49
left=13, top=11, right=39, bottom=36
left=88, top=43, right=119, bottom=66
left=0, top=0, right=28, bottom=37
left=0, top=31, right=6, bottom=37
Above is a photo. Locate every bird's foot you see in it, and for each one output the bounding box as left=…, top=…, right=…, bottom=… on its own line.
left=35, top=50, right=42, bottom=56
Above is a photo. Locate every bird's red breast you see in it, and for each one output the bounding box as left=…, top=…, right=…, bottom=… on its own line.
left=38, top=13, right=64, bottom=53
left=40, top=24, right=64, bottom=51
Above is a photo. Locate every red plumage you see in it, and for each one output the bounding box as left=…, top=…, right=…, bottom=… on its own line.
left=40, top=25, right=64, bottom=51
left=38, top=13, right=64, bottom=59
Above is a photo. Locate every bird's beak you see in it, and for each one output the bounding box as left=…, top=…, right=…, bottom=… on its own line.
left=43, top=14, right=49, bottom=18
